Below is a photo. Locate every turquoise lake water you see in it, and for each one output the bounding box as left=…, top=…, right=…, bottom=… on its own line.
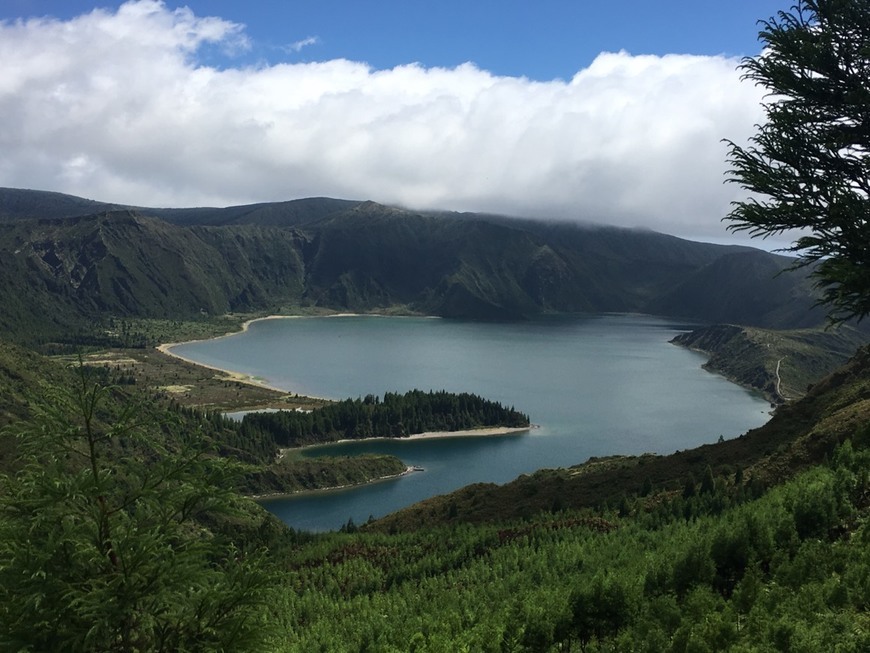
left=170, top=314, right=772, bottom=531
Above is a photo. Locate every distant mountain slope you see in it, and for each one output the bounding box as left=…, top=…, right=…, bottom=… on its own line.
left=0, top=211, right=308, bottom=341
left=146, top=197, right=363, bottom=227
left=296, top=204, right=822, bottom=322
left=647, top=249, right=827, bottom=327
left=0, top=187, right=360, bottom=227
left=0, top=188, right=829, bottom=344
left=0, top=187, right=122, bottom=221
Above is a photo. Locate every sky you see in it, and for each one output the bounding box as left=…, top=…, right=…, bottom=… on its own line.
left=0, top=1, right=792, bottom=245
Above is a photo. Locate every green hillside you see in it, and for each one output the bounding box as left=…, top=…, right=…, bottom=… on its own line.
left=0, top=189, right=829, bottom=349
left=0, top=187, right=868, bottom=650
left=0, top=211, right=310, bottom=344
left=673, top=324, right=870, bottom=403
left=0, top=340, right=406, bottom=495
left=0, top=187, right=124, bottom=221
left=264, top=446, right=870, bottom=651
left=1, top=332, right=868, bottom=650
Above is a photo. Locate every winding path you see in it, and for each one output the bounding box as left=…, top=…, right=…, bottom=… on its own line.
left=774, top=357, right=786, bottom=401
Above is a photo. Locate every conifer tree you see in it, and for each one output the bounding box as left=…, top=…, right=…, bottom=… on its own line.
left=725, top=0, right=870, bottom=323
left=0, top=366, right=276, bottom=652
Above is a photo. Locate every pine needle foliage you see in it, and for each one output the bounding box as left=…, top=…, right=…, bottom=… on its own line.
left=0, top=365, right=277, bottom=652
left=725, top=0, right=870, bottom=323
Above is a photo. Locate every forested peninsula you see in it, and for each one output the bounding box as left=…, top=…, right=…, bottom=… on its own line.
left=240, top=389, right=531, bottom=447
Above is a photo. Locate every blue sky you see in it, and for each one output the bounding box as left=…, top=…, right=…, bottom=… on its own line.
left=2, top=1, right=787, bottom=78
left=0, top=1, right=792, bottom=244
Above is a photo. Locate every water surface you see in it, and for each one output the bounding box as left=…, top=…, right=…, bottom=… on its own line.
left=171, top=314, right=771, bottom=530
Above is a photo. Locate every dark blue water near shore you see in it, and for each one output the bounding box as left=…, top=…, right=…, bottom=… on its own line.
left=171, top=314, right=771, bottom=531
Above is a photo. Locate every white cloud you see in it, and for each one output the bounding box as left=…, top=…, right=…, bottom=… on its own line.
left=0, top=0, right=766, bottom=243
left=285, top=36, right=319, bottom=53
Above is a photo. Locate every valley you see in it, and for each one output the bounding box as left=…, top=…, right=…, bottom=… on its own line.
left=0, top=188, right=867, bottom=651
left=4, top=1, right=869, bottom=648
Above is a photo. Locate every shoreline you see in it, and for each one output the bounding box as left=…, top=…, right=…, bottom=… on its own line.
left=670, top=340, right=779, bottom=407
left=253, top=426, right=535, bottom=500
left=155, top=312, right=436, bottom=399
left=156, top=338, right=290, bottom=395
left=250, top=464, right=423, bottom=501
left=156, top=314, right=535, bottom=500
left=298, top=425, right=535, bottom=450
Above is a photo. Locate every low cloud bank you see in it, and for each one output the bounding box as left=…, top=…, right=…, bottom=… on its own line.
left=0, top=0, right=765, bottom=242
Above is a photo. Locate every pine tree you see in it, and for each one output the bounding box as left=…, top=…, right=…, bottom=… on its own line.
left=0, top=365, right=276, bottom=652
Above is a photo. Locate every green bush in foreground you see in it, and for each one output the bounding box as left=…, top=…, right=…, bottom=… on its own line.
left=0, top=368, right=276, bottom=652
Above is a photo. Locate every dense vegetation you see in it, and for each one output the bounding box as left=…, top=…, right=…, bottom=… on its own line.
left=238, top=453, right=409, bottom=498
left=3, top=345, right=869, bottom=651
left=0, top=341, right=408, bottom=500
left=0, top=365, right=282, bottom=651
left=261, top=438, right=870, bottom=651
left=152, top=405, right=414, bottom=497
left=240, top=389, right=530, bottom=446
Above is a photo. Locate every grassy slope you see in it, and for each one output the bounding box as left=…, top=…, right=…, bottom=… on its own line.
left=267, top=456, right=870, bottom=651
left=672, top=324, right=870, bottom=403
left=0, top=339, right=407, bottom=496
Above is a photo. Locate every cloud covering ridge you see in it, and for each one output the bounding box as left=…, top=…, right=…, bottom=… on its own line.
left=0, top=0, right=765, bottom=242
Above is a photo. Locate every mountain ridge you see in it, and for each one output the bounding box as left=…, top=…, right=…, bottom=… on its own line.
left=0, top=188, right=829, bottom=346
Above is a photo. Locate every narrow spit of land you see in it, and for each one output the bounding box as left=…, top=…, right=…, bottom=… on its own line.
left=295, top=425, right=535, bottom=450
left=78, top=314, right=534, bottom=498
left=77, top=344, right=326, bottom=413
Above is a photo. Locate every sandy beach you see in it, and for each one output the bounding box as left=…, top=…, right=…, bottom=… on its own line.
left=400, top=425, right=532, bottom=441
left=296, top=425, right=534, bottom=451
left=156, top=342, right=288, bottom=394
left=155, top=312, right=434, bottom=398
left=155, top=315, right=313, bottom=394
left=255, top=426, right=534, bottom=500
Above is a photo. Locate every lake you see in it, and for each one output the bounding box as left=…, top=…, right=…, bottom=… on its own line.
left=169, top=314, right=772, bottom=531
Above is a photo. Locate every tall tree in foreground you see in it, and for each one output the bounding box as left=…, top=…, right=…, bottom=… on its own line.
left=0, top=367, right=276, bottom=652
left=725, top=0, right=870, bottom=323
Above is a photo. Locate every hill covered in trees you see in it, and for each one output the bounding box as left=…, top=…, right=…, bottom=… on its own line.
left=0, top=340, right=409, bottom=499
left=2, top=338, right=868, bottom=650
left=4, top=0, right=870, bottom=645
left=0, top=188, right=830, bottom=347
left=0, top=181, right=866, bottom=649
left=267, top=441, right=869, bottom=651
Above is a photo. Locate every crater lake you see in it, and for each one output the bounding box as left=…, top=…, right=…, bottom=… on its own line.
left=169, top=314, right=772, bottom=531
